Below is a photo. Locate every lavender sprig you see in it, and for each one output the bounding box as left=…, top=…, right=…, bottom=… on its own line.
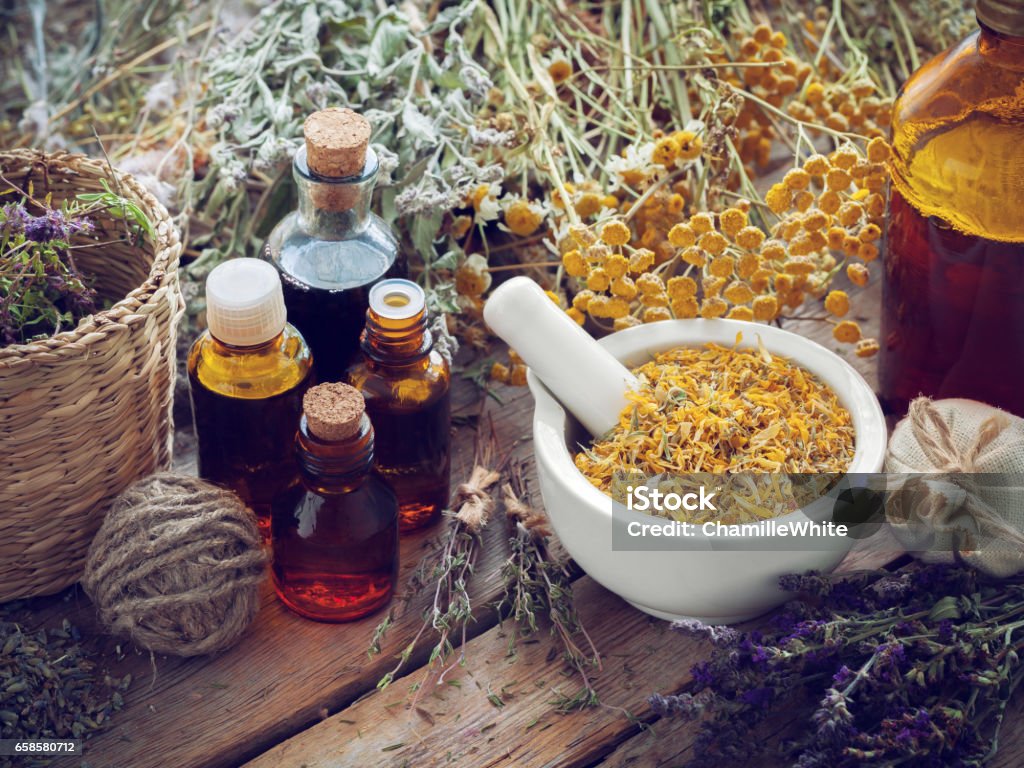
left=650, top=564, right=1024, bottom=767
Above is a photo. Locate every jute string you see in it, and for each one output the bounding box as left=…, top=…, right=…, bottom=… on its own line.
left=82, top=474, right=267, bottom=657
left=886, top=398, right=1024, bottom=554
left=453, top=466, right=502, bottom=534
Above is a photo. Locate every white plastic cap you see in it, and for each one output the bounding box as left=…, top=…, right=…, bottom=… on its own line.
left=205, top=258, right=287, bottom=347
left=369, top=279, right=425, bottom=320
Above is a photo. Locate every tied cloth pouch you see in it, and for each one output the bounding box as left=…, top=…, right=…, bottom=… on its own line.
left=885, top=397, right=1024, bottom=577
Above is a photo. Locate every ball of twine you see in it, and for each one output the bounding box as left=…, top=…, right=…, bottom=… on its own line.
left=82, top=473, right=267, bottom=657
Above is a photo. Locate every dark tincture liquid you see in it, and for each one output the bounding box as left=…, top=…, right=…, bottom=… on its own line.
left=881, top=190, right=1024, bottom=417
left=270, top=474, right=398, bottom=621
left=188, top=368, right=310, bottom=533
left=365, top=389, right=451, bottom=531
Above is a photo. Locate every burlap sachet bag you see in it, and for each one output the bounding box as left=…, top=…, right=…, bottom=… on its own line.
left=885, top=397, right=1024, bottom=577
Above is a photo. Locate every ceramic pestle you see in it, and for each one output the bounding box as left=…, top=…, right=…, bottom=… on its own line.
left=482, top=276, right=639, bottom=436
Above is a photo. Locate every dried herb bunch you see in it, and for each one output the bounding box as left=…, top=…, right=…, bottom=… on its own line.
left=0, top=178, right=154, bottom=347
left=650, top=564, right=1024, bottom=767
left=498, top=462, right=601, bottom=711
left=0, top=607, right=133, bottom=755
left=370, top=420, right=503, bottom=694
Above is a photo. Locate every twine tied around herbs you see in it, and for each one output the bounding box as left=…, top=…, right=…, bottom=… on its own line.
left=453, top=465, right=502, bottom=534
left=886, top=398, right=1024, bottom=564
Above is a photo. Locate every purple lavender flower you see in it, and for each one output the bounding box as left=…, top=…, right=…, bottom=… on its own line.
left=690, top=661, right=716, bottom=688
left=23, top=209, right=92, bottom=243
left=813, top=687, right=854, bottom=743
left=648, top=689, right=713, bottom=720
left=1, top=202, right=29, bottom=234
left=739, top=686, right=774, bottom=709
left=832, top=665, right=854, bottom=687
left=937, top=619, right=955, bottom=643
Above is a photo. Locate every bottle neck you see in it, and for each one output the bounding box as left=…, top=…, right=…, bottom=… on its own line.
left=209, top=331, right=283, bottom=357
left=293, top=145, right=379, bottom=240
left=295, top=414, right=375, bottom=493
left=360, top=305, right=433, bottom=368
left=977, top=0, right=1024, bottom=39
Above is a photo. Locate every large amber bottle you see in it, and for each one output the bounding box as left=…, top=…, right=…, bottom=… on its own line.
left=187, top=258, right=313, bottom=536
left=264, top=108, right=405, bottom=383
left=347, top=280, right=451, bottom=532
left=271, top=383, right=399, bottom=622
left=881, top=0, right=1024, bottom=416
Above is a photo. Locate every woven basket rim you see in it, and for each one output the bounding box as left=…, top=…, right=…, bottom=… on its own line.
left=0, top=148, right=182, bottom=362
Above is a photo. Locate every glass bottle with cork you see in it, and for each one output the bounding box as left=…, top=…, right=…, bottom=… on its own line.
left=346, top=279, right=451, bottom=532
left=264, top=108, right=406, bottom=383
left=880, top=0, right=1024, bottom=417
left=187, top=258, right=313, bottom=536
left=271, top=382, right=399, bottom=622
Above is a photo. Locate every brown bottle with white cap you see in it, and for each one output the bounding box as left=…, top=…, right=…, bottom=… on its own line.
left=264, top=108, right=406, bottom=384
left=187, top=257, right=314, bottom=538
left=270, top=382, right=399, bottom=622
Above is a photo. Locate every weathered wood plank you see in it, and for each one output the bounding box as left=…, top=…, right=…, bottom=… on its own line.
left=243, top=576, right=702, bottom=768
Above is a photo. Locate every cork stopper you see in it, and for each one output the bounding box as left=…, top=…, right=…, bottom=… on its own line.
left=303, top=383, right=365, bottom=442
left=304, top=108, right=371, bottom=178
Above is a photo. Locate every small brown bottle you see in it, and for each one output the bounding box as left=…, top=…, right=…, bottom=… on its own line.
left=271, top=383, right=398, bottom=622
left=188, top=258, right=313, bottom=537
left=346, top=279, right=451, bottom=532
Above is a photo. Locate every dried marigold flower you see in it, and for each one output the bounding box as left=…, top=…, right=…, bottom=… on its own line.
left=602, top=194, right=620, bottom=210
left=833, top=320, right=862, bottom=343
left=599, top=220, right=631, bottom=246
left=451, top=215, right=473, bottom=239
left=735, top=226, right=766, bottom=251
left=855, top=338, right=880, bottom=357
left=831, top=146, right=859, bottom=170
left=752, top=295, right=778, bottom=320
left=723, top=280, right=755, bottom=305
left=719, top=208, right=748, bottom=237
left=761, top=240, right=787, bottom=261
left=569, top=224, right=597, bottom=247
left=824, top=289, right=850, bottom=317
left=689, top=212, right=714, bottom=234
left=606, top=297, right=631, bottom=319
left=671, top=296, right=699, bottom=319
left=566, top=307, right=585, bottom=326
left=863, top=173, right=887, bottom=192
left=837, top=203, right=862, bottom=228
left=605, top=253, right=629, bottom=279
left=700, top=297, right=729, bottom=319
left=653, top=137, right=680, bottom=166
left=629, top=248, right=655, bottom=273
left=668, top=223, right=696, bottom=248
left=765, top=183, right=793, bottom=214
left=611, top=276, right=638, bottom=299
left=641, top=290, right=670, bottom=308
left=846, top=263, right=870, bottom=287
left=455, top=257, right=492, bottom=296
left=490, top=361, right=511, bottom=383
left=708, top=255, right=735, bottom=278
left=699, top=231, right=729, bottom=256
left=673, top=131, right=703, bottom=160
left=548, top=60, right=573, bottom=84
left=865, top=193, right=886, bottom=220
left=667, top=193, right=686, bottom=215
left=750, top=267, right=773, bottom=292
left=562, top=249, right=588, bottom=277
left=586, top=295, right=611, bottom=318
left=636, top=273, right=665, bottom=295
left=842, top=234, right=861, bottom=255
left=866, top=137, right=891, bottom=163
left=753, top=23, right=772, bottom=44
left=784, top=257, right=816, bottom=275
left=681, top=245, right=707, bottom=267
left=727, top=305, right=754, bottom=321
left=587, top=268, right=611, bottom=292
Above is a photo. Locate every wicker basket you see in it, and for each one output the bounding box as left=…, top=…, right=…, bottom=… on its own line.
left=0, top=150, right=184, bottom=602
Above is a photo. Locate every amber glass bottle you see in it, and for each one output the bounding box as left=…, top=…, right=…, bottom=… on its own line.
left=881, top=0, right=1024, bottom=417
left=188, top=258, right=313, bottom=537
left=347, top=280, right=451, bottom=532
left=271, top=383, right=398, bottom=622
left=264, top=108, right=405, bottom=383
